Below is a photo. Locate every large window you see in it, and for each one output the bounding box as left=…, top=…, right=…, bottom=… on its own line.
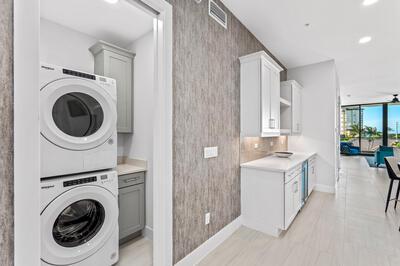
left=388, top=103, right=400, bottom=147
left=361, top=104, right=383, bottom=152
left=341, top=106, right=361, bottom=148
left=341, top=103, right=386, bottom=154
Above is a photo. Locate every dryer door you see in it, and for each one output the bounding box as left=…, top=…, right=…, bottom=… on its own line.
left=41, top=185, right=118, bottom=265
left=41, top=78, right=117, bottom=151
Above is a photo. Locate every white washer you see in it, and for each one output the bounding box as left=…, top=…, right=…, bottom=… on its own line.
left=41, top=170, right=119, bottom=266
left=40, top=63, right=117, bottom=178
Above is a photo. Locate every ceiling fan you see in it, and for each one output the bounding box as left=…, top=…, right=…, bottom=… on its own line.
left=391, top=94, right=399, bottom=103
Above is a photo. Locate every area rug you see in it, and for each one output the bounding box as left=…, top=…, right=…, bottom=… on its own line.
left=365, top=156, right=386, bottom=168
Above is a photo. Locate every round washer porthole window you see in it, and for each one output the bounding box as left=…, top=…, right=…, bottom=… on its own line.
left=52, top=199, right=105, bottom=248
left=52, top=92, right=104, bottom=137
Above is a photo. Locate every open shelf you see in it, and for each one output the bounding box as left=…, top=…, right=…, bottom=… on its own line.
left=280, top=98, right=291, bottom=107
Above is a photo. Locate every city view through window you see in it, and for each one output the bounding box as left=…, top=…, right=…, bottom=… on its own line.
left=341, top=103, right=400, bottom=153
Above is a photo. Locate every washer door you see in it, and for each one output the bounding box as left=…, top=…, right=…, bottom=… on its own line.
left=41, top=78, right=116, bottom=151
left=41, top=186, right=118, bottom=265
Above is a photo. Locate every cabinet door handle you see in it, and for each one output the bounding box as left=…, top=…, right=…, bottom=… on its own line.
left=269, top=118, right=276, bottom=129
left=293, top=181, right=298, bottom=193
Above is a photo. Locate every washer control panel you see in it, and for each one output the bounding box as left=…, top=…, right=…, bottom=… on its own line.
left=63, top=176, right=97, bottom=187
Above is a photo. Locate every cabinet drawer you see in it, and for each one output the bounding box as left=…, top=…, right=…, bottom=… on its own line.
left=309, top=155, right=317, bottom=164
left=285, top=165, right=302, bottom=183
left=118, top=172, right=144, bottom=189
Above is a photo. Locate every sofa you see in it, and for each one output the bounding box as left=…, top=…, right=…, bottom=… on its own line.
left=374, top=146, right=394, bottom=167
left=340, top=142, right=361, bottom=155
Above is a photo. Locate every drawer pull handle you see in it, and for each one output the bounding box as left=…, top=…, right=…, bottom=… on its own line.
left=124, top=177, right=139, bottom=183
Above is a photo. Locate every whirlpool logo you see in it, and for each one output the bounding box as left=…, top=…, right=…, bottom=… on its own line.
left=41, top=65, right=54, bottom=71
left=41, top=185, right=55, bottom=190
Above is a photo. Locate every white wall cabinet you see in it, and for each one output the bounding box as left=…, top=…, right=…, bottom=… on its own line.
left=240, top=51, right=283, bottom=137
left=280, top=80, right=303, bottom=135
left=90, top=41, right=136, bottom=133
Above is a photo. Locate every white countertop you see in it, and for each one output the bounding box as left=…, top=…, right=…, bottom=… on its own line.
left=240, top=152, right=316, bottom=173
left=117, top=164, right=146, bottom=176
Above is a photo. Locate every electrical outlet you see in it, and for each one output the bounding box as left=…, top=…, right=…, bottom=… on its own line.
left=205, top=212, right=210, bottom=225
left=254, top=143, right=259, bottom=149
left=204, top=147, right=218, bottom=158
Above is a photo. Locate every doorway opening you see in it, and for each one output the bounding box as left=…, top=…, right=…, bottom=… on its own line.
left=14, top=0, right=172, bottom=265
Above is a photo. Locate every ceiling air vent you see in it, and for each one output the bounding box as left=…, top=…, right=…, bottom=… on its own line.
left=209, top=0, right=227, bottom=29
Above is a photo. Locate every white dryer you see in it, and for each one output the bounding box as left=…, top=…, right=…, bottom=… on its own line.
left=40, top=63, right=117, bottom=178
left=40, top=170, right=119, bottom=266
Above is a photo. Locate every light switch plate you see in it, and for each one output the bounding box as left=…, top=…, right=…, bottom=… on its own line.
left=204, top=146, right=218, bottom=158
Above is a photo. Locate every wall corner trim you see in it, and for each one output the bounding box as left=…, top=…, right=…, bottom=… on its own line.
left=174, top=216, right=242, bottom=266
left=314, top=184, right=336, bottom=194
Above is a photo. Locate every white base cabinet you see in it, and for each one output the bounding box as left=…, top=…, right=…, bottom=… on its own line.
left=284, top=169, right=301, bottom=229
left=308, top=155, right=317, bottom=195
left=241, top=165, right=303, bottom=237
left=241, top=153, right=317, bottom=237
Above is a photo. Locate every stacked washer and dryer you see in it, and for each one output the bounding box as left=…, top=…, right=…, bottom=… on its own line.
left=40, top=63, right=119, bottom=266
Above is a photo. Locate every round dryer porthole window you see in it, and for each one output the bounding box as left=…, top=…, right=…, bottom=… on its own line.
left=52, top=92, right=104, bottom=137
left=40, top=78, right=117, bottom=151
left=53, top=199, right=105, bottom=248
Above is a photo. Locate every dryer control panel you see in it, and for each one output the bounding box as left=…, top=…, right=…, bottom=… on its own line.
left=63, top=176, right=97, bottom=187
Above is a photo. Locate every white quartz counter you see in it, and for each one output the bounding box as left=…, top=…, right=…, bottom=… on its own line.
left=240, top=152, right=316, bottom=173
left=117, top=164, right=146, bottom=176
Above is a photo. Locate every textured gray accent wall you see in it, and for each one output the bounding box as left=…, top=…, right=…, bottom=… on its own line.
left=0, top=0, right=14, bottom=265
left=167, top=0, right=287, bottom=262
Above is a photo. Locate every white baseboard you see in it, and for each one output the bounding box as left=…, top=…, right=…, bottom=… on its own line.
left=314, top=184, right=335, bottom=194
left=143, top=225, right=153, bottom=240
left=175, top=216, right=242, bottom=266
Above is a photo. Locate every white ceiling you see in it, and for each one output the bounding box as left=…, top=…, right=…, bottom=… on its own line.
left=222, top=0, right=400, bottom=105
left=41, top=0, right=154, bottom=48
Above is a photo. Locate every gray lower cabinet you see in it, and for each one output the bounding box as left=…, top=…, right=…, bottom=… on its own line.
left=118, top=172, right=145, bottom=241
left=90, top=41, right=135, bottom=133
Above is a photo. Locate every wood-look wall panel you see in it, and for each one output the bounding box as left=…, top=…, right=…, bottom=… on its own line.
left=171, top=0, right=211, bottom=262
left=168, top=0, right=288, bottom=262
left=207, top=1, right=234, bottom=236
left=0, top=0, right=14, bottom=265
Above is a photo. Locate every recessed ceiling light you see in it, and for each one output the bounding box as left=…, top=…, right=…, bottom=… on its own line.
left=359, top=36, right=372, bottom=44
left=362, top=0, right=379, bottom=6
left=104, top=0, right=119, bottom=4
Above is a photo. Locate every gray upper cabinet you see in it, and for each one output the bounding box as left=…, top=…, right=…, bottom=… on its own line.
left=90, top=41, right=135, bottom=133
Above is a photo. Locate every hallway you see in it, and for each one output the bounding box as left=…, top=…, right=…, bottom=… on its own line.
left=200, top=156, right=400, bottom=266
